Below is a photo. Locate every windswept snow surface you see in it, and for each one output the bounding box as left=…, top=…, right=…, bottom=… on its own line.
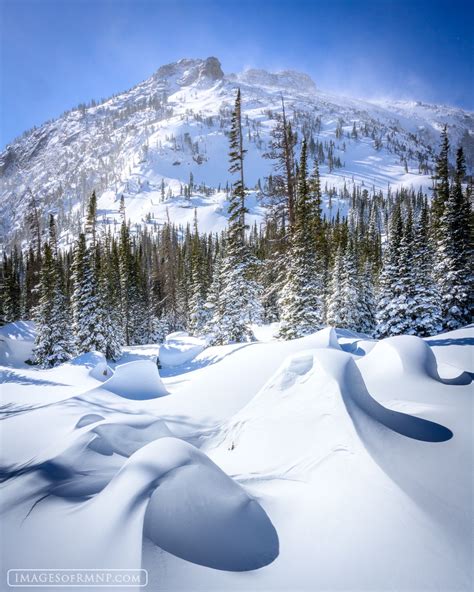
left=0, top=324, right=473, bottom=591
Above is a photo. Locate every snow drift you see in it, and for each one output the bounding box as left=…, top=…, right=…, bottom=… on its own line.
left=1, top=325, right=472, bottom=592
left=78, top=360, right=168, bottom=402
left=159, top=332, right=205, bottom=367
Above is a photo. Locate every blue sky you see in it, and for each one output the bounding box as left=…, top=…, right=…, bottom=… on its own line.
left=1, top=0, right=473, bottom=147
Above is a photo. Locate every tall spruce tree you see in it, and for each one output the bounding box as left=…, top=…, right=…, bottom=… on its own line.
left=98, top=234, right=124, bottom=360
left=32, top=219, right=74, bottom=367
left=211, top=89, right=257, bottom=344
left=71, top=233, right=106, bottom=354
left=263, top=96, right=297, bottom=228
left=279, top=139, right=324, bottom=339
left=188, top=213, right=209, bottom=336
left=2, top=248, right=21, bottom=323
left=431, top=125, right=450, bottom=237
left=411, top=200, right=443, bottom=336
left=375, top=201, right=406, bottom=337
left=435, top=147, right=472, bottom=329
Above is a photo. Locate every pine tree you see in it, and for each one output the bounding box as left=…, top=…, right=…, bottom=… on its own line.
left=2, top=247, right=21, bottom=323
left=358, top=260, right=376, bottom=336
left=33, top=220, right=74, bottom=367
left=263, top=96, right=297, bottom=228
left=118, top=222, right=134, bottom=345
left=326, top=244, right=345, bottom=327
left=71, top=233, right=106, bottom=354
left=85, top=191, right=98, bottom=247
left=326, top=237, right=370, bottom=333
left=279, top=139, right=324, bottom=339
left=375, top=201, right=407, bottom=337
left=260, top=220, right=286, bottom=322
left=431, top=125, right=450, bottom=237
left=435, top=147, right=472, bottom=330
left=411, top=200, right=442, bottom=336
left=204, top=239, right=225, bottom=336
left=98, top=235, right=124, bottom=360
left=211, top=89, right=257, bottom=344
left=188, top=213, right=209, bottom=336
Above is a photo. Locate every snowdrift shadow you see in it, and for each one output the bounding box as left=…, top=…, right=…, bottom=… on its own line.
left=140, top=438, right=279, bottom=571
left=338, top=356, right=453, bottom=442
left=427, top=337, right=474, bottom=347
left=0, top=369, right=68, bottom=387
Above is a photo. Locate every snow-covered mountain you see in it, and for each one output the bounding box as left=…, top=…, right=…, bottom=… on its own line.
left=1, top=56, right=473, bottom=244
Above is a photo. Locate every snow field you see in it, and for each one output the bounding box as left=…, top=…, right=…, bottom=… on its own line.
left=0, top=324, right=472, bottom=591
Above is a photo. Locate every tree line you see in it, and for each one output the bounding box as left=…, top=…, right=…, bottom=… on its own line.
left=0, top=90, right=472, bottom=367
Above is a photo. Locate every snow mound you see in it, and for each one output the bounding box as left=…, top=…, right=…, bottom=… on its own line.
left=217, top=348, right=451, bottom=474
left=100, top=360, right=168, bottom=399
left=69, top=351, right=113, bottom=381
left=159, top=332, right=205, bottom=367
left=139, top=438, right=279, bottom=571
left=313, top=349, right=453, bottom=442
left=88, top=418, right=173, bottom=457
left=264, top=350, right=315, bottom=390
left=357, top=335, right=440, bottom=381
left=425, top=326, right=474, bottom=373
left=310, top=326, right=341, bottom=350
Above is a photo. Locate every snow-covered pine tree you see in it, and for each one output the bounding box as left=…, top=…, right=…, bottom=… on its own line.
left=337, top=238, right=363, bottom=332
left=99, top=234, right=124, bottom=360
left=211, top=89, right=257, bottom=344
left=326, top=236, right=370, bottom=333
left=410, top=199, right=443, bottom=336
left=23, top=246, right=41, bottom=319
left=375, top=200, right=409, bottom=337
left=279, top=139, right=324, bottom=339
left=188, top=212, right=209, bottom=336
left=435, top=147, right=472, bottom=330
left=85, top=190, right=98, bottom=247
left=203, top=237, right=225, bottom=338
left=118, top=221, right=135, bottom=345
left=431, top=125, right=450, bottom=238
left=71, top=232, right=106, bottom=354
left=1, top=247, right=21, bottom=323
left=358, top=260, right=376, bottom=336
left=259, top=220, right=286, bottom=322
left=326, top=243, right=345, bottom=327
left=33, top=218, right=74, bottom=367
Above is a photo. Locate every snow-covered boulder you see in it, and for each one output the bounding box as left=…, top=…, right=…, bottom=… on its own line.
left=101, top=360, right=168, bottom=399
left=159, top=332, right=205, bottom=367
left=357, top=335, right=440, bottom=381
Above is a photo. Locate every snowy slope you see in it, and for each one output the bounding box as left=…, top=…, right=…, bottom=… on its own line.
left=1, top=57, right=473, bottom=245
left=0, top=323, right=472, bottom=591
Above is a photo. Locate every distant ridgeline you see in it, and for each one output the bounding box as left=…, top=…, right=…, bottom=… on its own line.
left=1, top=84, right=471, bottom=368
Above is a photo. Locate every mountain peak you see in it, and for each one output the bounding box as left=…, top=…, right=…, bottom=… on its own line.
left=153, top=57, right=224, bottom=88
